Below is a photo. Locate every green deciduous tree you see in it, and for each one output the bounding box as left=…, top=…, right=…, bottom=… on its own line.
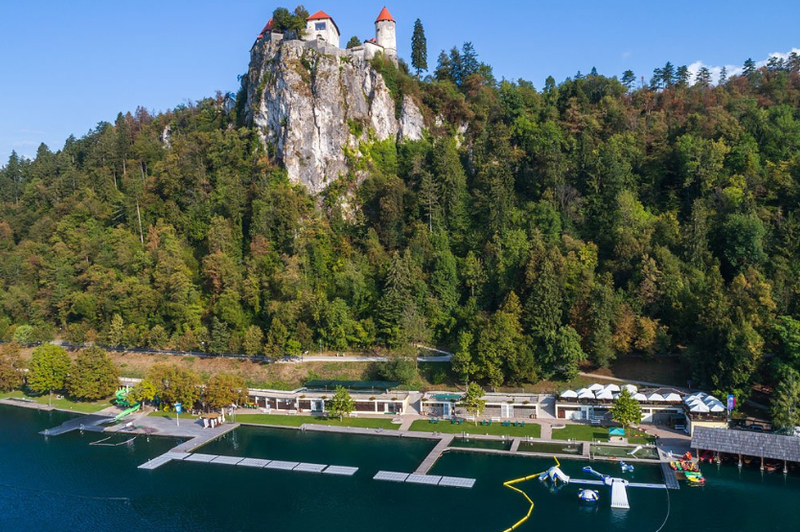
left=27, top=344, right=72, bottom=406
left=611, top=388, right=642, bottom=429
left=327, top=386, right=355, bottom=420
left=378, top=357, right=417, bottom=384
left=461, top=382, right=486, bottom=424
left=243, top=325, right=265, bottom=357
left=452, top=331, right=475, bottom=384
left=144, top=363, right=201, bottom=409
left=204, top=373, right=248, bottom=410
left=0, top=343, right=24, bottom=392
left=772, top=366, right=800, bottom=430
left=67, top=347, right=120, bottom=400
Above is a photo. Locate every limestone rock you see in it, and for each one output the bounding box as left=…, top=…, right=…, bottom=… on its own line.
left=246, top=39, right=425, bottom=195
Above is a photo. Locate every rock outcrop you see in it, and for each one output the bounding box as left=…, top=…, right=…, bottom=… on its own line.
left=245, top=39, right=425, bottom=195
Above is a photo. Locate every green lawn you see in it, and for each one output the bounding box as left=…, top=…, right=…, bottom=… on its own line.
left=0, top=390, right=112, bottom=413
left=409, top=419, right=541, bottom=438
left=628, top=429, right=657, bottom=444
left=235, top=414, right=399, bottom=430
left=551, top=424, right=610, bottom=442
left=551, top=424, right=656, bottom=443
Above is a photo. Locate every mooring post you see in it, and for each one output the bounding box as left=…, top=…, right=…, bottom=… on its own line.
left=760, top=456, right=764, bottom=472
left=784, top=460, right=788, bottom=475
left=738, top=454, right=742, bottom=468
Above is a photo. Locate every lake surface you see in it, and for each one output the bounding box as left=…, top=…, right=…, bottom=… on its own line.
left=2, top=404, right=799, bottom=532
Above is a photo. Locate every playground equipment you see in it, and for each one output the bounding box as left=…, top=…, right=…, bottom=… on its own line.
left=627, top=445, right=643, bottom=456
left=620, top=461, right=635, bottom=473
left=538, top=464, right=571, bottom=485
left=113, top=388, right=141, bottom=423
left=578, top=489, right=600, bottom=503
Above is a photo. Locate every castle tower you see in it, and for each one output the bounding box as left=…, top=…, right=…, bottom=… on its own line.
left=375, top=7, right=397, bottom=61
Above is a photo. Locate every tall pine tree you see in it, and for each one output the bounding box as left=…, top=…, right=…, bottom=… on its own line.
left=410, top=19, right=428, bottom=79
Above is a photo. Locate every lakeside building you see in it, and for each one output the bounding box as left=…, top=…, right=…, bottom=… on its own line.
left=248, top=380, right=411, bottom=415
left=691, top=426, right=800, bottom=472
left=555, top=383, right=687, bottom=424
left=554, top=383, right=730, bottom=434
left=420, top=392, right=540, bottom=420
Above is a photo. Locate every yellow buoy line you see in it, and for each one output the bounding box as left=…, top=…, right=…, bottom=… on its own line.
left=499, top=457, right=562, bottom=532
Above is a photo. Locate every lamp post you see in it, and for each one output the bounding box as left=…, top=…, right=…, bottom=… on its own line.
left=175, top=402, right=182, bottom=427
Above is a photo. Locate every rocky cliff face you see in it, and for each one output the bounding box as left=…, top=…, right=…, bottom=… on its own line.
left=245, top=39, right=425, bottom=195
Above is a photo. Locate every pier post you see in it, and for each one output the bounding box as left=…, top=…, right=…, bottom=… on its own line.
left=784, top=460, right=788, bottom=475
left=760, top=456, right=764, bottom=472
left=738, top=454, right=742, bottom=468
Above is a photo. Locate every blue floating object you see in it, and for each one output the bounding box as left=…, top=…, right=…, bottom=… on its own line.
left=578, top=489, right=600, bottom=502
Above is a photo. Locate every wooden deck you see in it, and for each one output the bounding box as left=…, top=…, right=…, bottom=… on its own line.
left=414, top=435, right=454, bottom=474
left=660, top=462, right=681, bottom=489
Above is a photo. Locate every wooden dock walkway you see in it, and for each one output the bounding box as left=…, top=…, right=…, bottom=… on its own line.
left=40, top=414, right=114, bottom=436
left=414, top=435, right=454, bottom=474
left=660, top=462, right=681, bottom=489
left=171, top=423, right=239, bottom=453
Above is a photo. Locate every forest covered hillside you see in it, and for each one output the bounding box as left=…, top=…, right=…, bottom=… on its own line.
left=2, top=36, right=800, bottom=405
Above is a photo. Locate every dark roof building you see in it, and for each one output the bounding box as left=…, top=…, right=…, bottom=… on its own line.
left=691, top=426, right=800, bottom=462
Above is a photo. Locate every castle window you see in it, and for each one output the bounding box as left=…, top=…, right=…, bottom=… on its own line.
left=315, top=22, right=326, bottom=31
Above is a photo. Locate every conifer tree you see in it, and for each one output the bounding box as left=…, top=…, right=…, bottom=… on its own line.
left=410, top=19, right=428, bottom=79
left=621, top=70, right=636, bottom=89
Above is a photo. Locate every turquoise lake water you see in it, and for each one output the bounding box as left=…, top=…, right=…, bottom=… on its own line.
left=2, top=404, right=799, bottom=532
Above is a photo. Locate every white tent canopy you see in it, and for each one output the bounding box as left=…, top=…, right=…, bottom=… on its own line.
left=663, top=393, right=682, bottom=402
left=690, top=402, right=710, bottom=413
left=622, top=384, right=638, bottom=394
left=560, top=390, right=578, bottom=399
left=578, top=389, right=596, bottom=399
left=633, top=393, right=648, bottom=401
left=708, top=403, right=726, bottom=412
left=603, top=384, right=621, bottom=392
left=595, top=389, right=614, bottom=400
left=588, top=383, right=605, bottom=392
left=647, top=393, right=666, bottom=402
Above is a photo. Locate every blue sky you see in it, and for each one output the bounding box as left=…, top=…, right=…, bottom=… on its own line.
left=1, top=0, right=798, bottom=162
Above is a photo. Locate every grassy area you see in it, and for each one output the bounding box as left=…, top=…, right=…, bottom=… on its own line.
left=235, top=413, right=399, bottom=430
left=551, top=424, right=656, bottom=444
left=409, top=419, right=541, bottom=438
left=0, top=390, right=112, bottom=413
left=551, top=424, right=610, bottom=442
left=628, top=429, right=657, bottom=444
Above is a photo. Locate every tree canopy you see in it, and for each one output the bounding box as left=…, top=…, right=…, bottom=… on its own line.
left=1, top=43, right=800, bottom=401
left=26, top=344, right=71, bottom=404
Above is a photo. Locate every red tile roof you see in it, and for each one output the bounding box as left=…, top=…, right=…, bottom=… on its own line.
left=265, top=18, right=274, bottom=31
left=307, top=10, right=333, bottom=21
left=375, top=7, right=394, bottom=23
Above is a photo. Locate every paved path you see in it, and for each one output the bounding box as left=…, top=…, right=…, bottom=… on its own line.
left=539, top=422, right=553, bottom=440
left=398, top=416, right=416, bottom=431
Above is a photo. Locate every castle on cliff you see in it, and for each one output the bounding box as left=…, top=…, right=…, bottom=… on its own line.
left=254, top=6, right=398, bottom=64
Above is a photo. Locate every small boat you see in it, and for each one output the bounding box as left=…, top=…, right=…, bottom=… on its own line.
left=578, top=489, right=599, bottom=502
left=763, top=462, right=781, bottom=473
left=684, top=471, right=706, bottom=485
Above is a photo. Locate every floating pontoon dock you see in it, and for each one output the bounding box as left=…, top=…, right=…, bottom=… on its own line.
left=373, top=470, right=476, bottom=488
left=139, top=451, right=358, bottom=476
